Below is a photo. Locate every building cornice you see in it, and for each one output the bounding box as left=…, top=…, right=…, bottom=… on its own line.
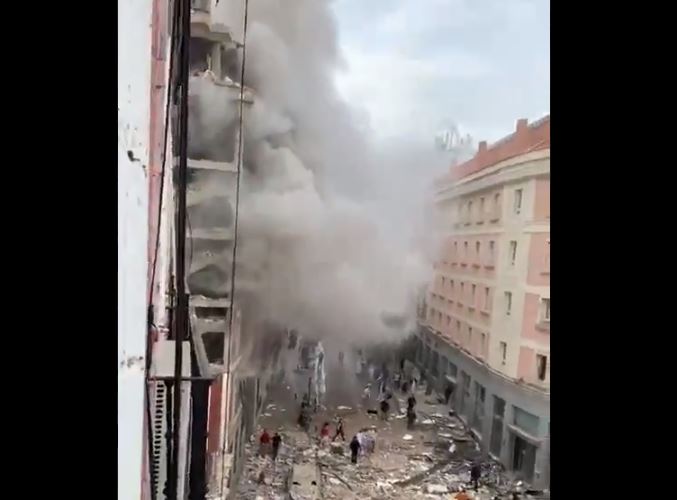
left=435, top=149, right=550, bottom=203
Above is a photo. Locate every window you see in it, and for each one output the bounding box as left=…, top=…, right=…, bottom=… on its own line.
left=536, top=354, right=548, bottom=381
left=499, top=341, right=507, bottom=364
left=460, top=282, right=465, bottom=301
left=456, top=320, right=461, bottom=334
left=488, top=241, right=496, bottom=266
left=475, top=241, right=481, bottom=264
left=509, top=241, right=517, bottom=266
left=453, top=242, right=458, bottom=261
left=480, top=333, right=486, bottom=354
left=447, top=315, right=451, bottom=326
left=493, top=193, right=501, bottom=216
left=472, top=382, right=486, bottom=430
left=463, top=242, right=469, bottom=263
left=471, top=284, right=476, bottom=307
left=441, top=276, right=445, bottom=287
left=514, top=189, right=523, bottom=214
left=484, top=287, right=490, bottom=311
left=480, top=197, right=485, bottom=216
left=468, top=326, right=473, bottom=345
left=541, top=298, right=550, bottom=322
left=468, top=201, right=473, bottom=222
left=505, top=292, right=512, bottom=315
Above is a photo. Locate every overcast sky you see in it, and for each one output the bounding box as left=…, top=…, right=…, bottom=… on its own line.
left=331, top=0, right=550, bottom=145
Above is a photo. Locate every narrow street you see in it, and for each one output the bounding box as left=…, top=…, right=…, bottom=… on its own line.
left=235, top=350, right=544, bottom=500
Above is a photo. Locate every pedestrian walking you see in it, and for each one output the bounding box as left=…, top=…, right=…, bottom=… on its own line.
left=406, top=407, right=416, bottom=430
left=349, top=435, right=361, bottom=464
left=470, top=462, right=481, bottom=491
left=332, top=416, right=346, bottom=441
left=259, top=429, right=271, bottom=456
left=271, top=432, right=282, bottom=461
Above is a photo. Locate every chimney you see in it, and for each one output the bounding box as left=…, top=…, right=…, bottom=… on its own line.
left=478, top=141, right=487, bottom=154
left=516, top=118, right=528, bottom=134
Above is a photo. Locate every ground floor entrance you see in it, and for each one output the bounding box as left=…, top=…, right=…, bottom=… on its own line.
left=511, top=434, right=537, bottom=483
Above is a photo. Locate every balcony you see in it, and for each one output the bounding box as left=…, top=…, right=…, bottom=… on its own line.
left=189, top=296, right=236, bottom=378
left=191, top=0, right=234, bottom=43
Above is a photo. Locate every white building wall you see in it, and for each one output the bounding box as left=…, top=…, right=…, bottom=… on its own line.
left=118, top=0, right=153, bottom=498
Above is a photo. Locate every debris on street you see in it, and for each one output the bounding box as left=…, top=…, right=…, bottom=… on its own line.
left=236, top=356, right=547, bottom=500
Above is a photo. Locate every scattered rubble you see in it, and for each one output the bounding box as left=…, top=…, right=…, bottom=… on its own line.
left=236, top=380, right=546, bottom=500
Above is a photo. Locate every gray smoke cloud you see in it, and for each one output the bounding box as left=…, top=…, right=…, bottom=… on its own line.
left=198, top=0, right=451, bottom=348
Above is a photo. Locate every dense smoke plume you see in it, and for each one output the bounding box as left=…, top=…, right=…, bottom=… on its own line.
left=198, top=0, right=450, bottom=347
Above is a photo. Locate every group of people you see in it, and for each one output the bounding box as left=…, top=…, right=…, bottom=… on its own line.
left=258, top=429, right=283, bottom=461
left=319, top=417, right=346, bottom=444
left=314, top=416, right=364, bottom=465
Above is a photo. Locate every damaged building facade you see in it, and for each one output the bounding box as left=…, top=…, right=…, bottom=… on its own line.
left=415, top=116, right=550, bottom=488
left=141, top=2, right=282, bottom=499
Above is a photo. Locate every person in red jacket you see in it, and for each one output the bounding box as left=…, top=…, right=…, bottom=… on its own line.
left=259, top=428, right=271, bottom=456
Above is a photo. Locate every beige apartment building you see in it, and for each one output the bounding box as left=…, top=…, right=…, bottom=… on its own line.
left=415, top=116, right=550, bottom=488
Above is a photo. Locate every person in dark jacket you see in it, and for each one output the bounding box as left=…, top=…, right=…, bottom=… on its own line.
left=349, top=435, right=361, bottom=464
left=470, top=462, right=481, bottom=491
left=407, top=394, right=417, bottom=410
left=379, top=399, right=390, bottom=421
left=271, top=432, right=282, bottom=461
left=406, top=407, right=416, bottom=430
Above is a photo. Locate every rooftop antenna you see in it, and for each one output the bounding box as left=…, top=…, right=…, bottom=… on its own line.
left=434, top=119, right=475, bottom=165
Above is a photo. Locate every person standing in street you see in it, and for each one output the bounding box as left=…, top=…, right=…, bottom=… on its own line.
left=406, top=406, right=416, bottom=430
left=349, top=435, right=361, bottom=464
left=332, top=416, right=346, bottom=441
left=259, top=428, right=271, bottom=456
left=271, top=432, right=282, bottom=461
left=379, top=398, right=390, bottom=421
left=470, top=462, right=482, bottom=491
